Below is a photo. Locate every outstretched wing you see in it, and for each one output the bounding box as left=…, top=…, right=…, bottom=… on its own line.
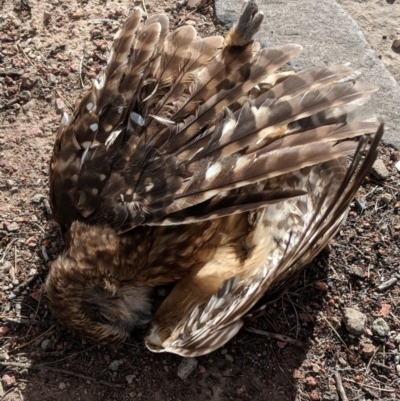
left=50, top=2, right=378, bottom=236
left=145, top=126, right=383, bottom=356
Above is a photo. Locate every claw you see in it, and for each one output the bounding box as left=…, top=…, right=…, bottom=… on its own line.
left=225, top=0, right=264, bottom=47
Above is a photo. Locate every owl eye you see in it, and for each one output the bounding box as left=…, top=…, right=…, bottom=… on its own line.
left=136, top=310, right=153, bottom=325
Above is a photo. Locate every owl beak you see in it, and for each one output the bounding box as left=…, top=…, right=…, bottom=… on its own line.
left=137, top=310, right=153, bottom=325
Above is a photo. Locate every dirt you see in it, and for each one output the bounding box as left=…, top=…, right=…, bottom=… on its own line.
left=0, top=1, right=399, bottom=400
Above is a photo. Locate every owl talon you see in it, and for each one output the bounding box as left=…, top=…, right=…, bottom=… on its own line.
left=225, top=0, right=264, bottom=47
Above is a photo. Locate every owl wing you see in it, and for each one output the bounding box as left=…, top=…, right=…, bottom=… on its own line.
left=145, top=125, right=383, bottom=356
left=50, top=1, right=379, bottom=235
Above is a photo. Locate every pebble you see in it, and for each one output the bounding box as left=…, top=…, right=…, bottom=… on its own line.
left=2, top=374, right=16, bottom=389
left=6, top=222, right=19, bottom=232
left=370, top=159, right=389, bottom=180
left=22, top=100, right=35, bottom=113
left=109, top=360, right=120, bottom=372
left=187, top=0, right=208, bottom=8
left=224, top=354, right=234, bottom=362
left=322, top=390, right=339, bottom=401
left=362, top=343, right=375, bottom=357
left=43, top=11, right=51, bottom=25
left=371, top=318, right=390, bottom=337
left=21, top=74, right=37, bottom=90
left=349, top=265, right=364, bottom=279
left=342, top=308, right=366, bottom=336
left=309, top=389, right=321, bottom=401
left=305, top=376, right=317, bottom=387
left=380, top=193, right=392, bottom=205
left=0, top=327, right=9, bottom=336
left=32, top=193, right=46, bottom=203
left=125, top=375, right=134, bottom=384
left=58, top=382, right=66, bottom=390
left=0, top=351, right=9, bottom=361
left=392, top=39, right=400, bottom=48
left=394, top=160, right=400, bottom=172
left=177, top=357, right=198, bottom=380
left=41, top=339, right=52, bottom=351
left=0, top=261, right=12, bottom=273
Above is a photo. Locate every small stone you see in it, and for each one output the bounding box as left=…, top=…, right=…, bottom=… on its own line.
left=343, top=308, right=366, bottom=336
left=292, top=369, right=301, bottom=379
left=322, top=390, right=339, bottom=401
left=43, top=11, right=51, bottom=25
left=6, top=222, right=19, bottom=232
left=370, top=159, right=389, bottom=180
left=0, top=351, right=10, bottom=361
left=41, top=339, right=52, bottom=351
left=362, top=343, right=375, bottom=357
left=380, top=193, right=392, bottom=205
left=21, top=74, right=37, bottom=90
left=0, top=261, right=12, bottom=272
left=305, top=376, right=317, bottom=387
left=2, top=374, right=16, bottom=389
left=198, top=365, right=206, bottom=374
left=32, top=194, right=46, bottom=203
left=224, top=354, right=234, bottom=362
left=58, top=382, right=66, bottom=390
left=309, top=389, right=321, bottom=401
left=177, top=357, right=198, bottom=380
left=0, top=327, right=9, bottom=336
left=187, top=0, right=208, bottom=8
left=313, top=281, right=328, bottom=291
left=10, top=187, right=18, bottom=194
left=22, top=100, right=35, bottom=113
left=125, top=375, right=134, bottom=384
left=392, top=39, right=400, bottom=48
left=109, top=360, right=120, bottom=371
left=395, top=160, right=400, bottom=172
left=349, top=265, right=364, bottom=279
left=5, top=180, right=14, bottom=189
left=372, top=318, right=390, bottom=337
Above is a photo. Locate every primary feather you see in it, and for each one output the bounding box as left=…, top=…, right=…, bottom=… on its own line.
left=46, top=0, right=382, bottom=354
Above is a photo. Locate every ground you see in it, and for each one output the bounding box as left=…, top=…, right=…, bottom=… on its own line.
left=0, top=0, right=399, bottom=400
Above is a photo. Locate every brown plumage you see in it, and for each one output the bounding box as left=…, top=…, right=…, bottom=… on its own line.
left=46, top=0, right=382, bottom=356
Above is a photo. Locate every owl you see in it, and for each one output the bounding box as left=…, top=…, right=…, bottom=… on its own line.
left=46, top=0, right=382, bottom=356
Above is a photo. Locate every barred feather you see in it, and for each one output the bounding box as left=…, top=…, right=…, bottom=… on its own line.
left=47, top=0, right=382, bottom=355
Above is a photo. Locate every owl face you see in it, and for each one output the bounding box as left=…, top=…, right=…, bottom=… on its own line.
left=46, top=248, right=152, bottom=345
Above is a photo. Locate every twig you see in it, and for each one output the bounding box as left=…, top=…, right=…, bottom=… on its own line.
left=0, top=316, right=41, bottom=325
left=245, top=327, right=306, bottom=347
left=0, top=238, right=18, bottom=263
left=0, top=384, right=19, bottom=401
left=320, top=314, right=347, bottom=348
left=342, top=377, right=395, bottom=393
left=372, top=362, right=393, bottom=371
left=376, top=277, right=398, bottom=292
left=285, top=293, right=300, bottom=339
left=55, top=89, right=73, bottom=111
left=334, top=371, right=349, bottom=401
left=0, top=362, right=125, bottom=388
left=17, top=44, right=35, bottom=67
left=0, top=70, right=23, bottom=76
left=79, top=43, right=87, bottom=88
left=9, top=325, right=55, bottom=353
left=141, top=0, right=148, bottom=17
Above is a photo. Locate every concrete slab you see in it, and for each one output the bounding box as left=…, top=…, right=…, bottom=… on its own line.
left=214, top=0, right=400, bottom=149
